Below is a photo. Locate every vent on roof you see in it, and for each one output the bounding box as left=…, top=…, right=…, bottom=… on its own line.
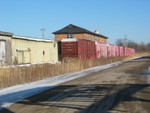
left=94, top=29, right=99, bottom=34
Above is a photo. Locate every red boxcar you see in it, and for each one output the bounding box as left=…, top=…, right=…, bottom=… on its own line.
left=61, top=38, right=96, bottom=60
left=107, top=44, right=111, bottom=57
left=60, top=38, right=135, bottom=60
left=95, top=42, right=108, bottom=58
left=115, top=45, right=120, bottom=56
left=118, top=46, right=124, bottom=56
left=95, top=42, right=101, bottom=59
left=110, top=45, right=116, bottom=57
left=100, top=43, right=108, bottom=58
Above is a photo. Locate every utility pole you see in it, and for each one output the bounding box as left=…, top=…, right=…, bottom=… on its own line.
left=40, top=28, right=46, bottom=39
left=124, top=34, right=128, bottom=47
left=124, top=34, right=127, bottom=40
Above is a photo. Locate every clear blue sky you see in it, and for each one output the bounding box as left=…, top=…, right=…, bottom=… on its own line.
left=0, top=0, right=150, bottom=44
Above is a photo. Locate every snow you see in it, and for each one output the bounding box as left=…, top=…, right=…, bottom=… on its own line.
left=0, top=57, right=141, bottom=110
left=61, top=38, right=78, bottom=42
left=0, top=61, right=59, bottom=68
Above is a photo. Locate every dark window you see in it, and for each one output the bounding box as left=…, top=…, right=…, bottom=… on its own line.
left=66, top=34, right=73, bottom=38
left=43, top=51, right=45, bottom=55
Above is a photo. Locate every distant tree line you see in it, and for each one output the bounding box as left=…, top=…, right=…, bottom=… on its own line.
left=115, top=38, right=150, bottom=52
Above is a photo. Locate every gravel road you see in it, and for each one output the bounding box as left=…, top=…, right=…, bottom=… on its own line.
left=1, top=57, right=150, bottom=113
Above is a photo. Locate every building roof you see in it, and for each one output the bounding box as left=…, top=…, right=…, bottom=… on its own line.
left=13, top=35, right=54, bottom=43
left=0, top=31, right=13, bottom=36
left=53, top=24, right=108, bottom=39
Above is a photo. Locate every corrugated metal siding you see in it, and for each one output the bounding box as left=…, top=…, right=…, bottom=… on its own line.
left=95, top=42, right=135, bottom=59
left=0, top=41, right=6, bottom=65
left=61, top=41, right=78, bottom=58
left=87, top=40, right=96, bottom=60
left=119, top=46, right=124, bottom=56
left=100, top=43, right=108, bottom=58
left=61, top=39, right=96, bottom=60
left=115, top=46, right=119, bottom=56
left=12, top=38, right=58, bottom=64
left=95, top=42, right=101, bottom=58
left=0, top=35, right=12, bottom=66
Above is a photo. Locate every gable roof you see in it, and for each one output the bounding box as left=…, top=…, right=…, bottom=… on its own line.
left=53, top=24, right=108, bottom=39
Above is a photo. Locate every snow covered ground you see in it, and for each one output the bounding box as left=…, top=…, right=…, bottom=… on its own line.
left=0, top=58, right=141, bottom=110
left=0, top=61, right=59, bottom=68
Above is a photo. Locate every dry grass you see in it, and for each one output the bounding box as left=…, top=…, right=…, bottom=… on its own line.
left=123, top=51, right=150, bottom=60
left=0, top=52, right=149, bottom=89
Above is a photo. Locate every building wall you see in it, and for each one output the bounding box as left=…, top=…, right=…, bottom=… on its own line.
left=0, top=35, right=12, bottom=66
left=55, top=34, right=67, bottom=41
left=55, top=33, right=107, bottom=43
left=12, top=38, right=58, bottom=64
left=84, top=33, right=107, bottom=43
left=73, top=34, right=85, bottom=39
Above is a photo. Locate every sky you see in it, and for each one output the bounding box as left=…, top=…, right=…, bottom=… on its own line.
left=0, top=0, right=150, bottom=44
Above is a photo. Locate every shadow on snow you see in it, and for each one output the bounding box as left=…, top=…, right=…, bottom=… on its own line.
left=0, top=84, right=149, bottom=113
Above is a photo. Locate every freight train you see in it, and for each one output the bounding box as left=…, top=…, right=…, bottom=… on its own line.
left=58, top=38, right=135, bottom=60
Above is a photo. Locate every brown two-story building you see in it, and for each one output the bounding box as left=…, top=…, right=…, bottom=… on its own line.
left=53, top=24, right=108, bottom=44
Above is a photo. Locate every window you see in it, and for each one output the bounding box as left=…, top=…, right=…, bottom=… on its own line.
left=66, top=34, right=73, bottom=38
left=43, top=51, right=45, bottom=55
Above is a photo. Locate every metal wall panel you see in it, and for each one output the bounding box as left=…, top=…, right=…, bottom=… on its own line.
left=95, top=42, right=101, bottom=59
left=12, top=38, right=58, bottom=64
left=61, top=39, right=96, bottom=60
left=0, top=41, right=6, bottom=65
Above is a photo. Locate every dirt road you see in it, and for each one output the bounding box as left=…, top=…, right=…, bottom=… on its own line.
left=1, top=57, right=150, bottom=113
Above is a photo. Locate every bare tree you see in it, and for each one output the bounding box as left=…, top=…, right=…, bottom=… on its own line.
left=115, top=38, right=126, bottom=46
left=115, top=38, right=150, bottom=52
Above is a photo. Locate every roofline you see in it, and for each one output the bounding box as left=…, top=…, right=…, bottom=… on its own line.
left=54, top=32, right=108, bottom=39
left=52, top=24, right=108, bottom=39
left=0, top=31, right=13, bottom=36
left=13, top=35, right=54, bottom=43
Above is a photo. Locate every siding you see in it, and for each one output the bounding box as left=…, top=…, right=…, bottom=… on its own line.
left=0, top=35, right=12, bottom=66
left=12, top=38, right=58, bottom=64
left=0, top=41, right=6, bottom=65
